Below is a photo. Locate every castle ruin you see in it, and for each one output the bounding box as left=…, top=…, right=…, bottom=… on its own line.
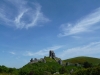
left=49, top=50, right=56, bottom=58
left=29, top=50, right=62, bottom=65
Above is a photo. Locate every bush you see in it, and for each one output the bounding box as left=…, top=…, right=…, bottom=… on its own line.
left=72, top=66, right=100, bottom=75
left=59, top=66, right=67, bottom=74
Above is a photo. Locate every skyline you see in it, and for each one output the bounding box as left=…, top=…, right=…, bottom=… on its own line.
left=0, top=0, right=100, bottom=68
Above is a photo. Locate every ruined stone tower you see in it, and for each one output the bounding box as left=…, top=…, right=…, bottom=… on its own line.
left=49, top=50, right=55, bottom=58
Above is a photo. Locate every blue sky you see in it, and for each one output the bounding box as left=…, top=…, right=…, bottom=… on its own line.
left=0, top=0, right=100, bottom=68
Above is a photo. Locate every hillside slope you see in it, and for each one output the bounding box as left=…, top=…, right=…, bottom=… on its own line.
left=63, top=56, right=100, bottom=65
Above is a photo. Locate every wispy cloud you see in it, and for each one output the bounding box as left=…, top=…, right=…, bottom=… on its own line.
left=24, top=45, right=63, bottom=56
left=2, top=50, right=16, bottom=55
left=0, top=0, right=50, bottom=29
left=9, top=52, right=16, bottom=55
left=60, top=42, right=100, bottom=59
left=59, top=7, right=100, bottom=37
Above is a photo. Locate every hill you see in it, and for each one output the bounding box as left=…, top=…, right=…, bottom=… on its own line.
left=20, top=57, right=62, bottom=75
left=20, top=56, right=100, bottom=75
left=63, top=56, right=100, bottom=65
left=1, top=51, right=100, bottom=75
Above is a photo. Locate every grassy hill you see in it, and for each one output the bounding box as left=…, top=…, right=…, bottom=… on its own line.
left=1, top=56, right=100, bottom=75
left=63, top=56, right=100, bottom=65
left=19, top=57, right=62, bottom=75
left=20, top=56, right=100, bottom=75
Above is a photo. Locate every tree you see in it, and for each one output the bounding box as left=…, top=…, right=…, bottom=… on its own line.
left=83, top=61, right=92, bottom=68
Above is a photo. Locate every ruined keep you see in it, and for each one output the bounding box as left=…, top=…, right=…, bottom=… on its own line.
left=49, top=50, right=56, bottom=58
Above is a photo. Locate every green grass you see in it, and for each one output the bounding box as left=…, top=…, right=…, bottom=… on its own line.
left=63, top=56, right=100, bottom=65
left=44, top=57, right=56, bottom=62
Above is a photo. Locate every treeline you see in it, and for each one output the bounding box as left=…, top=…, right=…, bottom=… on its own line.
left=0, top=65, right=19, bottom=75
left=72, top=66, right=100, bottom=75
left=72, top=62, right=100, bottom=75
left=0, top=61, right=100, bottom=75
left=0, top=62, right=78, bottom=75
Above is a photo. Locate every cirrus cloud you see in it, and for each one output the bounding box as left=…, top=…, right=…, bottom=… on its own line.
left=59, top=7, right=100, bottom=37
left=0, top=0, right=50, bottom=29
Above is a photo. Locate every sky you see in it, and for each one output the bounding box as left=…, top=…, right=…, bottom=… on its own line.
left=0, top=0, right=100, bottom=68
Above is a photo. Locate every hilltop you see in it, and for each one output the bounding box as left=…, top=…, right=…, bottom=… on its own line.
left=28, top=50, right=62, bottom=65
left=63, top=56, right=100, bottom=65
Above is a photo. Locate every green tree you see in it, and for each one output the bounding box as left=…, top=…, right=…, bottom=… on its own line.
left=83, top=61, right=92, bottom=68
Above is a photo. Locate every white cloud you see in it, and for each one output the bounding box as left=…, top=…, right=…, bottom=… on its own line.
left=2, top=50, right=16, bottom=55
left=24, top=45, right=63, bottom=56
left=71, top=36, right=81, bottom=39
left=14, top=9, right=28, bottom=28
left=59, top=7, right=100, bottom=37
left=0, top=0, right=50, bottom=29
left=9, top=52, right=16, bottom=55
left=60, top=42, right=100, bottom=59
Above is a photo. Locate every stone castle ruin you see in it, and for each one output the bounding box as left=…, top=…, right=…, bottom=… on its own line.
left=29, top=50, right=62, bottom=65
left=49, top=50, right=56, bottom=58
left=29, top=57, right=46, bottom=64
left=30, top=58, right=38, bottom=63
left=49, top=50, right=62, bottom=65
